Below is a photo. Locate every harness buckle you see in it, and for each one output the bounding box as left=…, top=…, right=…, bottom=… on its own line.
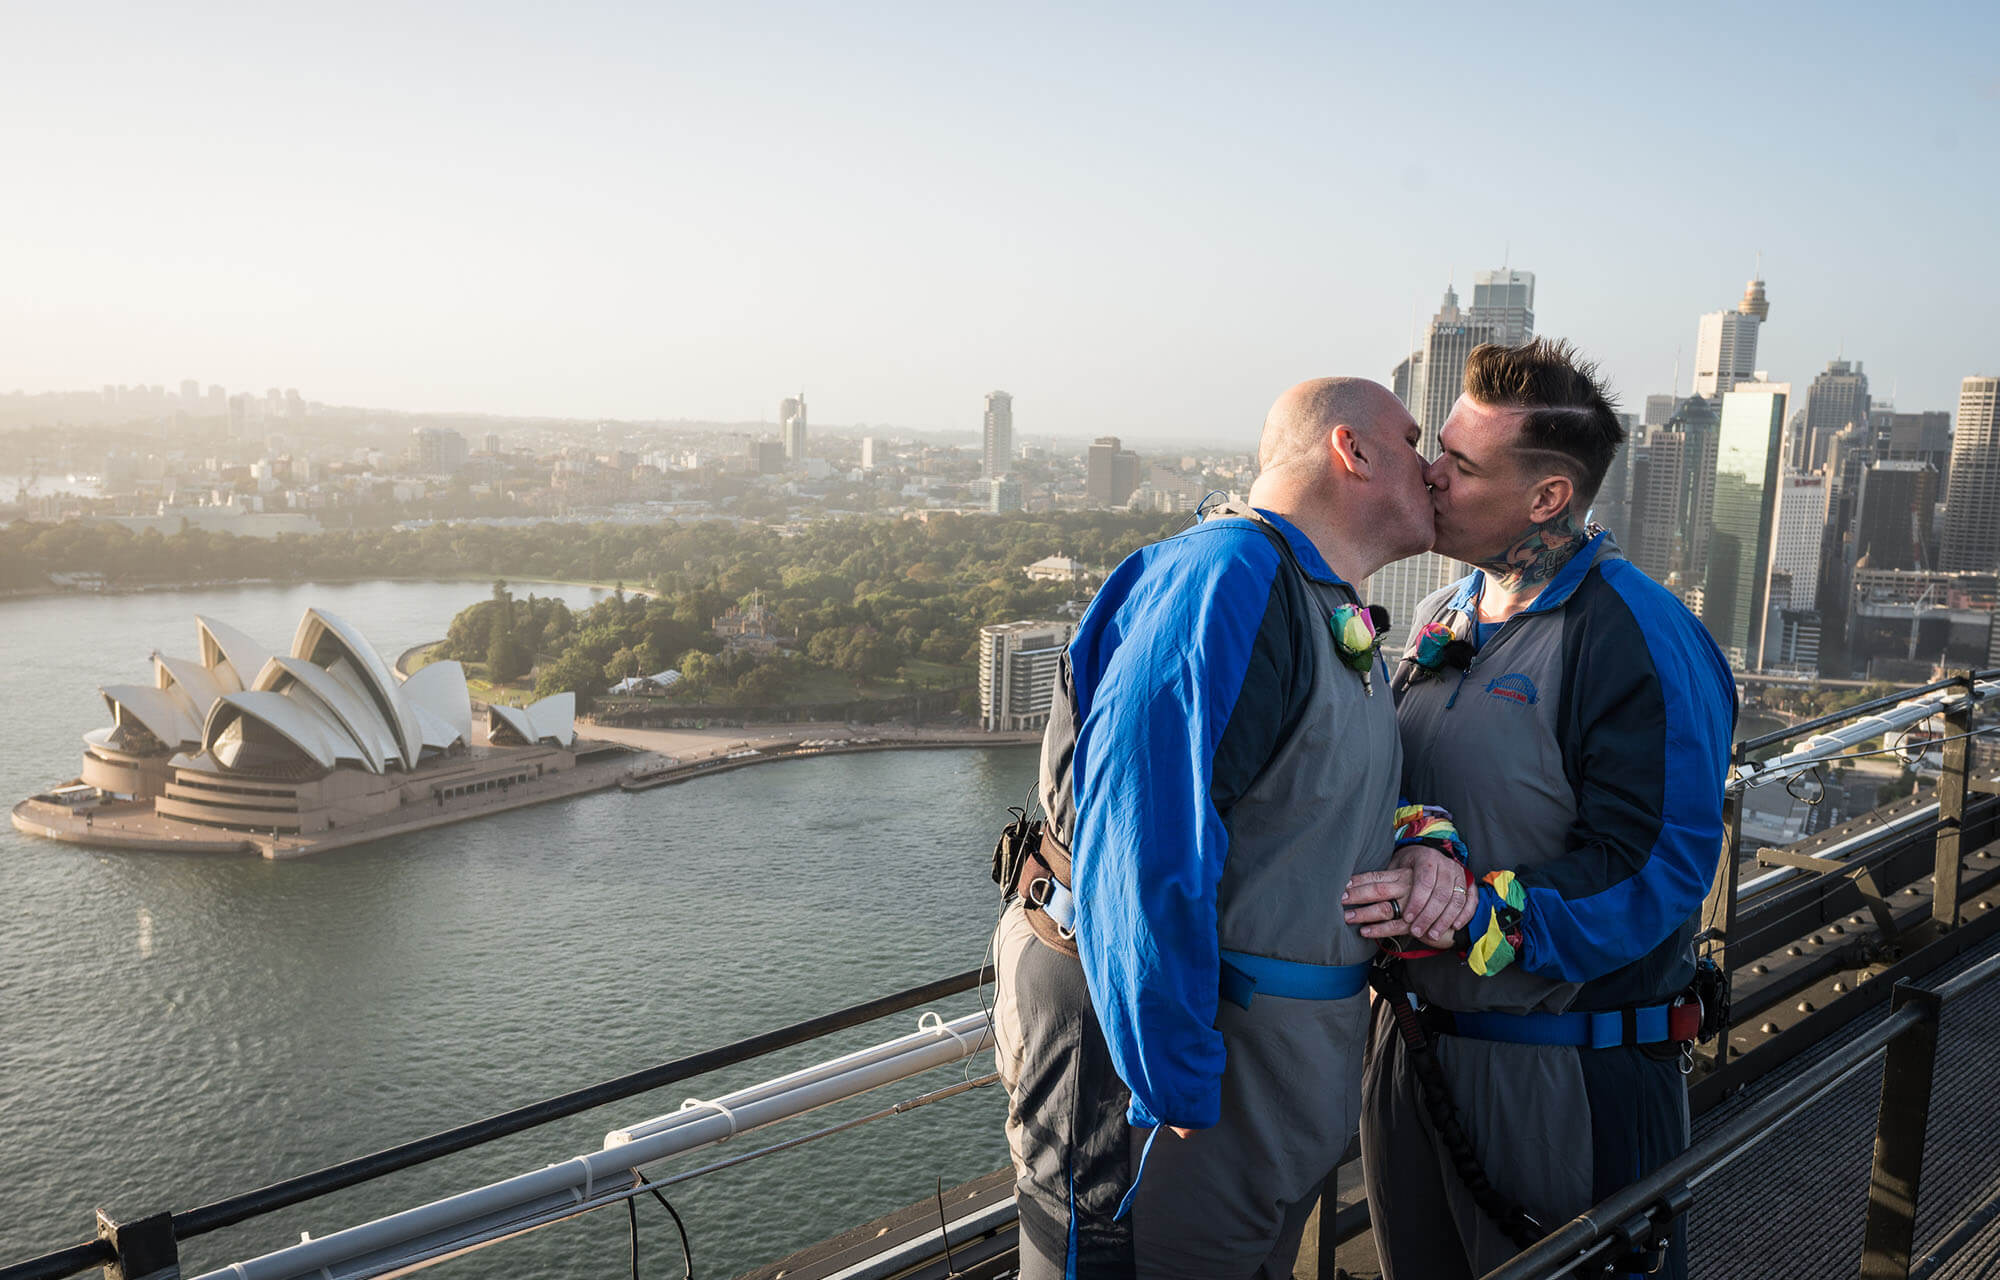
left=1026, top=876, right=1053, bottom=909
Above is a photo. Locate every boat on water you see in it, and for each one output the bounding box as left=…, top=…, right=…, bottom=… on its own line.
left=9, top=674, right=2000, bottom=1280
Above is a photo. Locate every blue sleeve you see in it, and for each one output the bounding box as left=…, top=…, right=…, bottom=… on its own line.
left=1068, top=524, right=1281, bottom=1130
left=1501, top=564, right=1737, bottom=983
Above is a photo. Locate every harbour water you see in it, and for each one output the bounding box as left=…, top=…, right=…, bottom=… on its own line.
left=0, top=580, right=1028, bottom=1275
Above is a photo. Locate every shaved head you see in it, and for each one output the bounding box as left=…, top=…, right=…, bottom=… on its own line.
left=1258, top=377, right=1403, bottom=473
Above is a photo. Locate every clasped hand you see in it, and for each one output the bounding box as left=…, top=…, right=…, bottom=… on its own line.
left=1342, top=844, right=1475, bottom=950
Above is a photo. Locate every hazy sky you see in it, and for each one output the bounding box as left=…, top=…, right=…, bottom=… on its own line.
left=3, top=2, right=1994, bottom=444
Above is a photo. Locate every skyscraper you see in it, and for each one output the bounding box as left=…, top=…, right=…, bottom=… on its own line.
left=1803, top=359, right=1871, bottom=471
left=1941, top=376, right=2000, bottom=572
left=1692, top=275, right=1770, bottom=399
left=1762, top=472, right=1832, bottom=672
left=1852, top=460, right=1938, bottom=571
left=1628, top=431, right=1684, bottom=585
left=982, top=391, right=1014, bottom=478
left=179, top=379, right=200, bottom=406
left=1371, top=284, right=1504, bottom=645
left=1391, top=352, right=1419, bottom=409
left=1668, top=396, right=1722, bottom=584
left=780, top=393, right=808, bottom=462
left=1871, top=408, right=1953, bottom=488
left=1469, top=269, right=1535, bottom=345
left=1644, top=394, right=1682, bottom=427
left=860, top=437, right=876, bottom=471
left=1703, top=381, right=1789, bottom=666
left=1766, top=473, right=1831, bottom=610
left=1593, top=413, right=1637, bottom=540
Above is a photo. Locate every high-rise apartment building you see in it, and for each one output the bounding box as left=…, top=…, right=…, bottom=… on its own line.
left=1373, top=283, right=1503, bottom=645
left=859, top=437, right=876, bottom=471
left=1703, top=381, right=1789, bottom=666
left=982, top=391, right=1014, bottom=478
left=985, top=476, right=1023, bottom=513
left=412, top=427, right=469, bottom=476
left=780, top=393, right=808, bottom=462
left=1469, top=269, right=1535, bottom=345
left=1644, top=394, right=1682, bottom=427
left=179, top=379, right=200, bottom=405
left=1087, top=436, right=1140, bottom=506
left=978, top=621, right=1074, bottom=732
left=1692, top=275, right=1770, bottom=399
left=1942, top=377, right=2000, bottom=573
left=1802, top=359, right=1871, bottom=471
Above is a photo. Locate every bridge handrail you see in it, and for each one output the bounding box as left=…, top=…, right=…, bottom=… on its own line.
left=0, top=967, right=990, bottom=1280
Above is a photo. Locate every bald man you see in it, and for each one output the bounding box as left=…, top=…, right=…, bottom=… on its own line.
left=992, top=378, right=1434, bottom=1277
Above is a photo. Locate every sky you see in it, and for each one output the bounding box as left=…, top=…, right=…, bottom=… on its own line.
left=2, top=1, right=1995, bottom=446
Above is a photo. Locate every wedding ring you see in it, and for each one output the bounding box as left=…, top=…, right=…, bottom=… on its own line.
left=1390, top=899, right=1404, bottom=920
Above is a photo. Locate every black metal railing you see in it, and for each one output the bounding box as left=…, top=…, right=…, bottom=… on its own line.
left=1698, top=669, right=2000, bottom=1087
left=0, top=966, right=990, bottom=1280
left=1479, top=948, right=2000, bottom=1280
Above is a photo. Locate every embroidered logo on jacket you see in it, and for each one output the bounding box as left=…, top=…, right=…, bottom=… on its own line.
left=1484, top=673, right=1540, bottom=706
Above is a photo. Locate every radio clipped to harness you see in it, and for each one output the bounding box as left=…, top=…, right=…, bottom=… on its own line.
left=990, top=806, right=1040, bottom=893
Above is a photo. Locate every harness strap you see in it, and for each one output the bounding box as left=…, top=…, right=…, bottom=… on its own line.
left=1428, top=1002, right=1698, bottom=1049
left=1013, top=828, right=1080, bottom=959
left=1218, top=950, right=1370, bottom=1009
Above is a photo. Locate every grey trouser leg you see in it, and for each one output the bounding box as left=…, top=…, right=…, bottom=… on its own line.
left=1359, top=1000, right=1594, bottom=1280
left=997, top=903, right=1368, bottom=1278
left=994, top=903, right=1136, bottom=1278
left=1129, top=987, right=1368, bottom=1279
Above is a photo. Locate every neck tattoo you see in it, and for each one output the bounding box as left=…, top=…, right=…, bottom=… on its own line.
left=1475, top=509, right=1586, bottom=594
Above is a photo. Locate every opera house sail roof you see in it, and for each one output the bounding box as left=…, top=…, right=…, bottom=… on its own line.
left=89, top=607, right=574, bottom=784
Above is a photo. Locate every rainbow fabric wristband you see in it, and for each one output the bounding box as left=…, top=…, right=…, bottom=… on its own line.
left=1466, top=870, right=1527, bottom=977
left=1392, top=803, right=1470, bottom=864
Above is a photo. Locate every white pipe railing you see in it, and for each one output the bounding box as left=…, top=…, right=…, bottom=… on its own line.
left=186, top=1009, right=992, bottom=1280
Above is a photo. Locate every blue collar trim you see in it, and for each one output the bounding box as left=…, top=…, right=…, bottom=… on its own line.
left=1444, top=530, right=1609, bottom=617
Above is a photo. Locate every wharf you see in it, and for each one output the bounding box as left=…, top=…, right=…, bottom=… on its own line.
left=606, top=724, right=1041, bottom=791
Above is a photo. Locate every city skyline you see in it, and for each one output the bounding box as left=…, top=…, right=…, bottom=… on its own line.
left=1, top=5, right=1992, bottom=441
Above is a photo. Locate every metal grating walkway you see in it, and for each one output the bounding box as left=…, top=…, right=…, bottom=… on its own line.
left=1687, top=935, right=2000, bottom=1279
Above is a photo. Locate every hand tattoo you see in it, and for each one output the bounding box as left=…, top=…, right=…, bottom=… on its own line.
left=1475, top=508, right=1586, bottom=592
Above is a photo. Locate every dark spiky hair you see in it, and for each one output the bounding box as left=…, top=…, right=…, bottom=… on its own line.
left=1462, top=338, right=1625, bottom=510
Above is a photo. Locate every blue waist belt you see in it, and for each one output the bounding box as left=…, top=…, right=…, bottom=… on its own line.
left=1435, top=1004, right=1676, bottom=1049
left=1218, top=950, right=1371, bottom=1010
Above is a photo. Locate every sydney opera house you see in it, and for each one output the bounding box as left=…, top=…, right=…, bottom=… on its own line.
left=29, top=607, right=582, bottom=843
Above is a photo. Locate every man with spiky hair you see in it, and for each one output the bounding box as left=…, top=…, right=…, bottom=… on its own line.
left=1344, top=339, right=1736, bottom=1280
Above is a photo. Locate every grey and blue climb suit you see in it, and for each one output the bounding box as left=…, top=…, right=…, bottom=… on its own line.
left=1359, top=532, right=1736, bottom=1280
left=993, top=505, right=1402, bottom=1278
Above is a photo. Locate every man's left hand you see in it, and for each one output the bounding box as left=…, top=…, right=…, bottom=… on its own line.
left=1343, top=845, right=1476, bottom=948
